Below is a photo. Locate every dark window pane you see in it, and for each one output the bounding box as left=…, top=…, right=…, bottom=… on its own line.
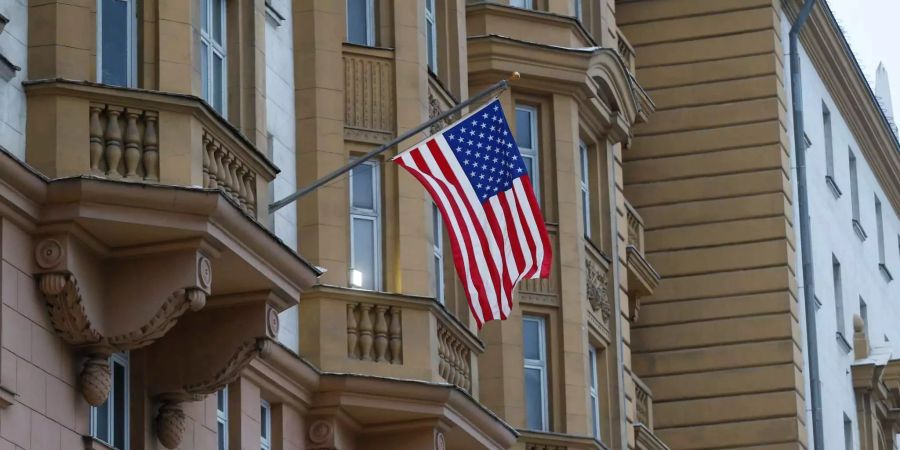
left=213, top=54, right=224, bottom=113
left=212, top=0, right=223, bottom=44
left=113, top=361, right=126, bottom=449
left=515, top=108, right=533, bottom=147
left=101, top=0, right=129, bottom=86
left=524, top=367, right=544, bottom=430
left=347, top=0, right=370, bottom=45
left=201, top=0, right=209, bottom=32
left=95, top=398, right=110, bottom=443
left=217, top=390, right=226, bottom=412
left=522, top=318, right=540, bottom=361
left=218, top=422, right=226, bottom=450
left=260, top=405, right=268, bottom=439
left=351, top=164, right=375, bottom=210
left=201, top=44, right=209, bottom=102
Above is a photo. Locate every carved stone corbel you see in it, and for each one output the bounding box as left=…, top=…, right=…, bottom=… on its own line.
left=154, top=338, right=273, bottom=449
left=34, top=237, right=212, bottom=406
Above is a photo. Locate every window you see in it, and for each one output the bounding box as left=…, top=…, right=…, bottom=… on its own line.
left=572, top=0, right=582, bottom=20
left=849, top=151, right=865, bottom=240
left=523, top=315, right=549, bottom=431
left=260, top=400, right=271, bottom=450
left=579, top=141, right=590, bottom=239
left=425, top=0, right=437, bottom=72
left=510, top=0, right=534, bottom=8
left=91, top=353, right=129, bottom=450
left=515, top=105, right=540, bottom=199
left=876, top=197, right=892, bottom=280
left=350, top=160, right=381, bottom=290
left=217, top=389, right=228, bottom=450
left=843, top=413, right=853, bottom=450
left=432, top=202, right=444, bottom=303
left=98, top=0, right=137, bottom=87
left=588, top=347, right=600, bottom=440
left=823, top=103, right=837, bottom=190
left=833, top=255, right=845, bottom=337
left=201, top=0, right=227, bottom=114
left=860, top=297, right=868, bottom=337
left=347, top=0, right=375, bottom=46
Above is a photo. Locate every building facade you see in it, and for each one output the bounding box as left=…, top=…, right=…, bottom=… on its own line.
left=0, top=0, right=671, bottom=450
left=618, top=1, right=900, bottom=450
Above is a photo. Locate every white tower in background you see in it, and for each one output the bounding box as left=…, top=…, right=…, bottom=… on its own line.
left=876, top=62, right=898, bottom=136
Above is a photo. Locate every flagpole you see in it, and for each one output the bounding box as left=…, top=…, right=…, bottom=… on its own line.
left=268, top=72, right=520, bottom=213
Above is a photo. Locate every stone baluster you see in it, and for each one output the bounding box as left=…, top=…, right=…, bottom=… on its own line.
left=89, top=105, right=104, bottom=175
left=214, top=145, right=228, bottom=192
left=229, top=157, right=241, bottom=201
left=373, top=305, right=389, bottom=362
left=437, top=329, right=448, bottom=379
left=347, top=304, right=358, bottom=359
left=235, top=165, right=248, bottom=208
left=202, top=134, right=211, bottom=188
left=143, top=113, right=159, bottom=181
left=103, top=108, right=123, bottom=178
left=123, top=110, right=142, bottom=180
left=221, top=153, right=234, bottom=197
left=206, top=139, right=219, bottom=188
left=241, top=167, right=255, bottom=212
left=388, top=306, right=401, bottom=364
left=357, top=304, right=373, bottom=361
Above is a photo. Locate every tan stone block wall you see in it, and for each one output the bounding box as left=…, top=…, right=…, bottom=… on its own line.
left=0, top=219, right=90, bottom=450
left=618, top=1, right=806, bottom=449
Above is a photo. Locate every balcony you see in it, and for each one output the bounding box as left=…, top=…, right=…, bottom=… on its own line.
left=23, top=79, right=277, bottom=221
left=617, top=32, right=636, bottom=74
left=519, top=225, right=561, bottom=306
left=625, top=201, right=659, bottom=321
left=466, top=2, right=594, bottom=49
left=343, top=44, right=396, bottom=143
left=519, top=430, right=606, bottom=450
left=298, top=285, right=484, bottom=393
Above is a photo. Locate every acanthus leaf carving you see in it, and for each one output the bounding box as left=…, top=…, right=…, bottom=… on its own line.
left=36, top=255, right=210, bottom=406
left=586, top=258, right=611, bottom=323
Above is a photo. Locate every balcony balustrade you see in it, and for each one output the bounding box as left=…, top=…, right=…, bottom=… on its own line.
left=301, top=286, right=483, bottom=394
left=24, top=80, right=277, bottom=221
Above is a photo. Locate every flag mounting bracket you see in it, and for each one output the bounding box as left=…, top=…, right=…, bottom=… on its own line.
left=267, top=72, right=520, bottom=214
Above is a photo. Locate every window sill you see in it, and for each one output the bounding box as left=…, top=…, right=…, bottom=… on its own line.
left=0, top=52, right=20, bottom=82
left=82, top=436, right=114, bottom=450
left=880, top=263, right=894, bottom=282
left=825, top=175, right=842, bottom=198
left=852, top=219, right=868, bottom=241
left=836, top=332, right=852, bottom=354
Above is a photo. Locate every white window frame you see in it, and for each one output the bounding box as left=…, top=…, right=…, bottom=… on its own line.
left=432, top=202, right=444, bottom=303
left=201, top=0, right=228, bottom=115
left=217, top=388, right=228, bottom=450
left=523, top=315, right=549, bottom=432
left=96, top=0, right=138, bottom=87
left=588, top=347, right=600, bottom=440
left=346, top=0, right=376, bottom=46
left=260, top=399, right=272, bottom=450
left=91, top=352, right=129, bottom=450
left=516, top=104, right=540, bottom=200
left=425, top=0, right=438, bottom=73
left=349, top=160, right=382, bottom=291
left=572, top=0, right=582, bottom=20
left=833, top=255, right=845, bottom=337
left=510, top=0, right=534, bottom=8
left=579, top=141, right=590, bottom=239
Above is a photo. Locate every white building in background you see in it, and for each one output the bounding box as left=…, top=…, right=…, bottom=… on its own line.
left=0, top=0, right=25, bottom=158
left=783, top=8, right=900, bottom=450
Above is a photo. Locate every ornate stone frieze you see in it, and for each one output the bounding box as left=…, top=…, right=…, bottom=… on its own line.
left=585, top=256, right=611, bottom=323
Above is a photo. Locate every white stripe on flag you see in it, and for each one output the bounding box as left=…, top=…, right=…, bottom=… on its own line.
left=513, top=178, right=545, bottom=279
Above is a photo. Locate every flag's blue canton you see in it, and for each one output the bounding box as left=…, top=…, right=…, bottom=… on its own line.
left=444, top=100, right=528, bottom=202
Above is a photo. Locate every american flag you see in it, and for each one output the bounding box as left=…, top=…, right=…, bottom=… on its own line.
left=393, top=99, right=552, bottom=327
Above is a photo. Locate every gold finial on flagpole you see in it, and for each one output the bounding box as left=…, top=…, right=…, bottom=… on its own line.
left=510, top=71, right=521, bottom=82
